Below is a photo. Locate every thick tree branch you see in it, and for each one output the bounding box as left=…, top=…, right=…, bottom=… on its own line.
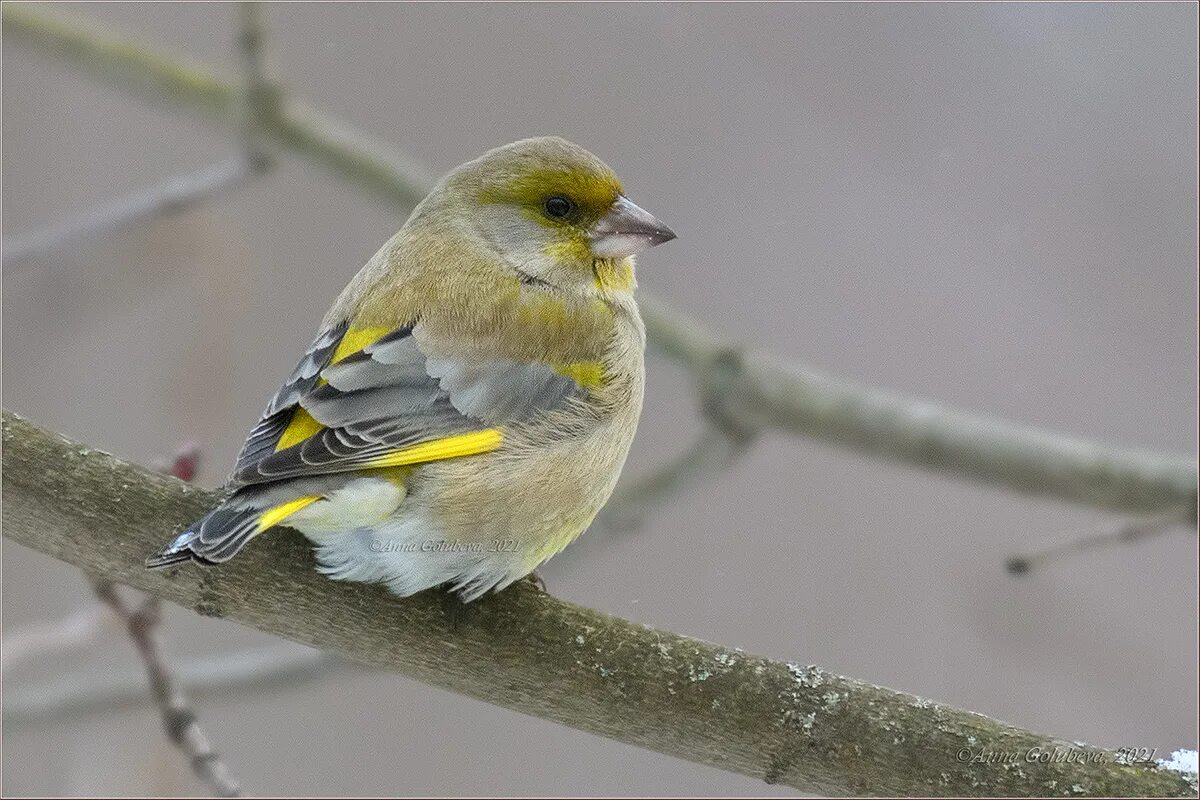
left=4, top=2, right=1194, bottom=522
left=2, top=410, right=1194, bottom=798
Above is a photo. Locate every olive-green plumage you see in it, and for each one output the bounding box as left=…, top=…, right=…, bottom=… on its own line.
left=148, top=137, right=675, bottom=600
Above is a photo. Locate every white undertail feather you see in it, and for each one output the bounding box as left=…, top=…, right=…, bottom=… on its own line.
left=303, top=510, right=527, bottom=602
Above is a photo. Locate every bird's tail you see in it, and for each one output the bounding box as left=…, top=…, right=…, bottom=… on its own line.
left=146, top=505, right=262, bottom=568
left=146, top=494, right=318, bottom=569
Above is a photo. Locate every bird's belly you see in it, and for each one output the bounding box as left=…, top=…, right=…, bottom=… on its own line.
left=302, top=493, right=599, bottom=603
left=299, top=419, right=633, bottom=602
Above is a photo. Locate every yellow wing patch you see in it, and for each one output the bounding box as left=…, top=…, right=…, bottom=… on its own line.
left=265, top=327, right=502, bottom=472
left=329, top=326, right=391, bottom=365
left=552, top=361, right=605, bottom=389
left=274, top=326, right=391, bottom=453
left=364, top=429, right=503, bottom=468
left=276, top=408, right=324, bottom=451
left=257, top=495, right=320, bottom=533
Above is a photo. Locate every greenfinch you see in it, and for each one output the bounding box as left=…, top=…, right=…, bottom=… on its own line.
left=148, top=137, right=675, bottom=601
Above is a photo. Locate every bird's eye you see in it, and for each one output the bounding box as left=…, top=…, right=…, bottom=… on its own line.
left=543, top=196, right=575, bottom=219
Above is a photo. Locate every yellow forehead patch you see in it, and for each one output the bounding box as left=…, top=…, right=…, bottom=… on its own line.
left=481, top=167, right=623, bottom=214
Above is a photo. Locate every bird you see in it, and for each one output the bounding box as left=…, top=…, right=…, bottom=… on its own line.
left=147, top=136, right=675, bottom=602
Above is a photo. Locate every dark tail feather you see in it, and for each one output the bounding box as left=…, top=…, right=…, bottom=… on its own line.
left=145, top=545, right=199, bottom=569
left=146, top=505, right=260, bottom=569
left=146, top=526, right=205, bottom=568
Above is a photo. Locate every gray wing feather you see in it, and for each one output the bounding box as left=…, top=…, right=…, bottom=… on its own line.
left=265, top=324, right=346, bottom=415
left=233, top=321, right=348, bottom=477
left=321, top=333, right=426, bottom=392
left=230, top=322, right=589, bottom=486
left=426, top=356, right=576, bottom=420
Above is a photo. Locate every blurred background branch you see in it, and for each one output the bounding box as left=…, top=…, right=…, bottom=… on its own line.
left=600, top=422, right=755, bottom=533
left=3, top=643, right=339, bottom=729
left=90, top=581, right=242, bottom=798
left=1, top=2, right=278, bottom=271
left=0, top=157, right=257, bottom=268
left=233, top=0, right=279, bottom=172
left=3, top=2, right=1196, bottom=534
left=1, top=605, right=114, bottom=674
left=3, top=410, right=1196, bottom=798
left=1005, top=507, right=1195, bottom=576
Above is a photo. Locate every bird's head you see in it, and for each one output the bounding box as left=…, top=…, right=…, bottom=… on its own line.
left=439, top=136, right=675, bottom=294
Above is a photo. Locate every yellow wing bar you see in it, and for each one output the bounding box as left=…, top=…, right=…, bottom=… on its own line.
left=364, top=429, right=503, bottom=468
left=256, top=495, right=321, bottom=533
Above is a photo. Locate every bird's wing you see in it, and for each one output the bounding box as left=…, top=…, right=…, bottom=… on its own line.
left=229, top=323, right=597, bottom=487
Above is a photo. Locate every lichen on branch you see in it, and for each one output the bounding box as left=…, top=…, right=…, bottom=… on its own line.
left=2, top=410, right=1194, bottom=798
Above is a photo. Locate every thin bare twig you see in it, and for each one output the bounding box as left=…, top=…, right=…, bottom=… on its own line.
left=93, top=442, right=237, bottom=795
left=1, top=157, right=257, bottom=269
left=2, top=4, right=278, bottom=271
left=3, top=643, right=340, bottom=728
left=91, top=581, right=242, bottom=798
left=600, top=346, right=762, bottom=530
left=601, top=425, right=754, bottom=532
left=235, top=1, right=279, bottom=171
left=1006, top=507, right=1196, bottom=576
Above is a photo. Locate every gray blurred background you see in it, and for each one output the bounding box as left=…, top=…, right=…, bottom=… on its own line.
left=2, top=2, right=1196, bottom=796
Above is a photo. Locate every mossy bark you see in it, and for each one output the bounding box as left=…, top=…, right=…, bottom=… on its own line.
left=3, top=411, right=1194, bottom=797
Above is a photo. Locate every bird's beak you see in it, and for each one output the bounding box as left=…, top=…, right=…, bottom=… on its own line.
left=588, top=195, right=676, bottom=259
